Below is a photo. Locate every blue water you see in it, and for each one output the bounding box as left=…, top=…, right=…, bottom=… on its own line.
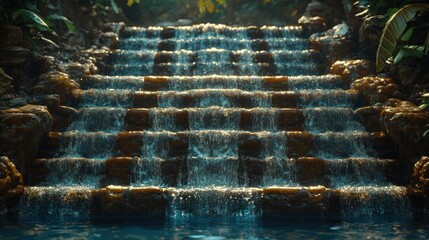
left=1, top=216, right=429, bottom=239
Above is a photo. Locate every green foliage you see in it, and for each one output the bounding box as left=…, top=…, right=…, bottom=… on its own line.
left=0, top=0, right=76, bottom=48
left=11, top=8, right=49, bottom=30
left=355, top=0, right=425, bottom=15
left=45, top=14, right=75, bottom=32
left=110, top=0, right=119, bottom=13
left=376, top=4, right=429, bottom=72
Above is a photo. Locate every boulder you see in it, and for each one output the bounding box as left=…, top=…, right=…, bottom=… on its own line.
left=381, top=99, right=429, bottom=157
left=298, top=16, right=327, bottom=36
left=0, top=105, right=53, bottom=178
left=412, top=156, right=429, bottom=213
left=351, top=77, right=402, bottom=105
left=413, top=156, right=429, bottom=194
left=96, top=32, right=119, bottom=49
left=0, top=156, right=24, bottom=214
left=102, top=22, right=126, bottom=35
left=354, top=105, right=383, bottom=132
left=0, top=67, right=13, bottom=95
left=0, top=46, right=32, bottom=66
left=359, top=15, right=386, bottom=59
left=31, top=71, right=80, bottom=105
left=310, top=23, right=354, bottom=68
left=0, top=25, right=23, bottom=46
left=393, top=57, right=429, bottom=102
left=59, top=60, right=98, bottom=81
left=330, top=60, right=373, bottom=87
left=343, top=0, right=364, bottom=38
left=381, top=99, right=429, bottom=182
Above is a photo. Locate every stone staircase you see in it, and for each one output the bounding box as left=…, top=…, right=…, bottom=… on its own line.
left=20, top=24, right=423, bottom=218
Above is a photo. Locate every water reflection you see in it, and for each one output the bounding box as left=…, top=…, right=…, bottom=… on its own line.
left=1, top=216, right=428, bottom=240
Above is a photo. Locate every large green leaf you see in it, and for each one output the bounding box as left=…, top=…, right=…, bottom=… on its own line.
left=11, top=9, right=49, bottom=28
left=110, top=0, right=119, bottom=13
left=46, top=14, right=76, bottom=32
left=376, top=4, right=429, bottom=72
left=425, top=33, right=429, bottom=55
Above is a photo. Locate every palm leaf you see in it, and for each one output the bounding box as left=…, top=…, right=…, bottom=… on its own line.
left=376, top=4, right=429, bottom=72
left=425, top=33, right=429, bottom=55
left=46, top=14, right=76, bottom=32
left=12, top=9, right=49, bottom=28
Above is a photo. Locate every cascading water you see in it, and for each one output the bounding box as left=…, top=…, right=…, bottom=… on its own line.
left=23, top=23, right=413, bottom=219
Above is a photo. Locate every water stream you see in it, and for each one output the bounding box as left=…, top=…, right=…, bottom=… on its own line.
left=22, top=23, right=412, bottom=220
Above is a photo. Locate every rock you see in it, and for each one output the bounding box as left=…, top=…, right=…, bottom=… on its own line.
left=351, top=77, right=402, bottom=105
left=381, top=100, right=429, bottom=182
left=102, top=22, right=126, bottom=35
left=0, top=156, right=24, bottom=214
left=0, top=156, right=24, bottom=196
left=343, top=0, right=364, bottom=38
left=50, top=105, right=78, bottom=132
left=413, top=156, right=429, bottom=194
left=0, top=68, right=13, bottom=95
left=37, top=55, right=56, bottom=73
left=60, top=61, right=98, bottom=81
left=381, top=100, right=429, bottom=155
left=393, top=57, right=429, bottom=101
left=0, top=46, right=32, bottom=66
left=0, top=105, right=52, bottom=178
left=354, top=106, right=383, bottom=132
left=330, top=60, right=373, bottom=87
left=412, top=156, right=429, bottom=214
left=96, top=32, right=119, bottom=49
left=310, top=23, right=354, bottom=68
left=305, top=0, right=328, bottom=18
left=303, top=0, right=344, bottom=27
left=298, top=16, right=327, bottom=36
left=31, top=71, right=80, bottom=105
left=359, top=15, right=387, bottom=59
left=28, top=95, right=76, bottom=131
left=0, top=25, right=23, bottom=46
left=29, top=94, right=61, bottom=110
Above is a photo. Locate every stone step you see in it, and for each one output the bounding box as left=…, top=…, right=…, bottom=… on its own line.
left=118, top=38, right=309, bottom=51
left=19, top=186, right=424, bottom=217
left=39, top=130, right=393, bottom=160
left=69, top=106, right=362, bottom=132
left=30, top=157, right=400, bottom=188
left=108, top=49, right=314, bottom=64
left=120, top=25, right=303, bottom=39
left=75, top=89, right=358, bottom=108
left=107, top=62, right=316, bottom=76
left=81, top=75, right=343, bottom=91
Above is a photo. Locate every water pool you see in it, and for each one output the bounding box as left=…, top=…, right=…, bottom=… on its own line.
left=1, top=216, right=428, bottom=239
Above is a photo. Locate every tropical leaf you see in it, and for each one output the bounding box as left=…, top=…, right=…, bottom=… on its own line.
left=393, top=45, right=424, bottom=64
left=40, top=36, right=59, bottom=48
left=376, top=4, right=429, bottom=72
left=46, top=14, right=76, bottom=32
left=12, top=9, right=49, bottom=28
left=400, top=26, right=414, bottom=41
left=110, top=0, right=119, bottom=13
left=425, top=33, right=429, bottom=55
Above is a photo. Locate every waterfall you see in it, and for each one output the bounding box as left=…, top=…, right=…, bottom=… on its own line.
left=24, top=23, right=412, bottom=219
